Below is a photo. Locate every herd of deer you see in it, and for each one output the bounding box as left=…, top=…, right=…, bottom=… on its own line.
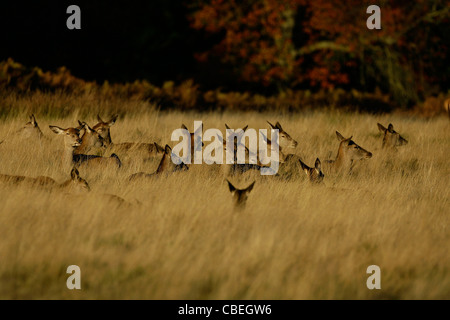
left=0, top=112, right=414, bottom=209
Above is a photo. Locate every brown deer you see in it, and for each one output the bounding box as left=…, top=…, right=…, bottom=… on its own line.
left=299, top=158, right=324, bottom=184
left=49, top=125, right=121, bottom=171
left=323, top=131, right=372, bottom=174
left=181, top=123, right=204, bottom=162
left=0, top=167, right=90, bottom=193
left=377, top=123, right=408, bottom=150
left=226, top=180, right=255, bottom=209
left=128, top=144, right=188, bottom=181
left=93, top=114, right=165, bottom=157
left=17, top=114, right=48, bottom=141
left=75, top=121, right=104, bottom=155
left=221, top=124, right=263, bottom=175
left=266, top=121, right=298, bottom=152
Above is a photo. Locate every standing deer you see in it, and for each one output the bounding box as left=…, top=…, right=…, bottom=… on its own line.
left=49, top=125, right=121, bottom=171
left=323, top=131, right=372, bottom=175
left=226, top=180, right=255, bottom=209
left=377, top=123, right=408, bottom=150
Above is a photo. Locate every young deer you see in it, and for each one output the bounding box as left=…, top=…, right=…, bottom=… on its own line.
left=323, top=131, right=372, bottom=174
left=128, top=144, right=188, bottom=181
left=226, top=180, right=255, bottom=209
left=299, top=158, right=324, bottom=184
left=377, top=123, right=408, bottom=150
left=0, top=167, right=90, bottom=193
left=49, top=125, right=122, bottom=171
left=93, top=114, right=165, bottom=157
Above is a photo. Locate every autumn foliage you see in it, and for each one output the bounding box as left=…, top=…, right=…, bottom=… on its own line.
left=189, top=0, right=449, bottom=105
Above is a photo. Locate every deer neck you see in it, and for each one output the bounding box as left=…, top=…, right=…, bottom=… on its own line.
left=62, top=142, right=76, bottom=169
left=334, top=146, right=352, bottom=171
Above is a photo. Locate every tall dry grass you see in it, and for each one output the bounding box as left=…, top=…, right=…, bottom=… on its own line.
left=0, top=95, right=448, bottom=299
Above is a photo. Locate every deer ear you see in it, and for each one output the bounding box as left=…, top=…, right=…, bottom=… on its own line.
left=388, top=123, right=394, bottom=133
left=242, top=125, right=248, bottom=131
left=107, top=114, right=118, bottom=126
left=30, top=114, right=37, bottom=126
left=299, top=159, right=308, bottom=171
left=315, top=158, right=321, bottom=171
left=82, top=122, right=93, bottom=133
left=267, top=121, right=275, bottom=129
left=246, top=181, right=255, bottom=193
left=97, top=114, right=104, bottom=123
left=164, top=144, right=172, bottom=154
left=377, top=123, right=386, bottom=133
left=275, top=122, right=283, bottom=130
left=225, top=123, right=230, bottom=130
left=49, top=125, right=65, bottom=135
left=336, top=131, right=346, bottom=141
left=227, top=180, right=236, bottom=193
left=181, top=124, right=188, bottom=130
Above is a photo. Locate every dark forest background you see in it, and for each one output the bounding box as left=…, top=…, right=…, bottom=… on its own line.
left=0, top=1, right=449, bottom=113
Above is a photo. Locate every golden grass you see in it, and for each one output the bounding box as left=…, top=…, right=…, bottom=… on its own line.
left=0, top=98, right=449, bottom=299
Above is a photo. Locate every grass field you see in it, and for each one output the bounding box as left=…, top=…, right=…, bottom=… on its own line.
left=0, top=94, right=448, bottom=299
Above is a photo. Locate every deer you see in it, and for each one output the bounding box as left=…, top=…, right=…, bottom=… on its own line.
left=74, top=121, right=104, bottom=155
left=323, top=131, right=372, bottom=175
left=266, top=121, right=298, bottom=159
left=16, top=114, right=49, bottom=141
left=49, top=125, right=122, bottom=171
left=226, top=180, right=255, bottom=209
left=0, top=114, right=51, bottom=145
left=299, top=158, right=324, bottom=184
left=180, top=123, right=204, bottom=162
left=221, top=124, right=263, bottom=175
left=0, top=167, right=90, bottom=193
left=92, top=114, right=165, bottom=157
left=128, top=144, right=188, bottom=181
left=377, top=123, right=408, bottom=150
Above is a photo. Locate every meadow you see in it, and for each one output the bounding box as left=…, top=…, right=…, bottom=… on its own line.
left=0, top=93, right=448, bottom=299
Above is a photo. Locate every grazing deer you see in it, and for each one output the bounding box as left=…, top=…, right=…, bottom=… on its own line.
left=49, top=125, right=121, bottom=170
left=377, top=123, right=408, bottom=149
left=93, top=114, right=165, bottom=157
left=323, top=131, right=372, bottom=174
left=299, top=158, right=324, bottom=184
left=0, top=167, right=90, bottom=193
left=226, top=180, right=255, bottom=209
left=128, top=144, right=188, bottom=181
